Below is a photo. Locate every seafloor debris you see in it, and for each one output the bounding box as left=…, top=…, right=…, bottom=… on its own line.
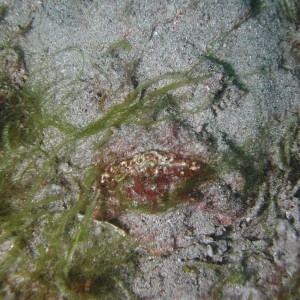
left=95, top=150, right=209, bottom=220
left=0, top=48, right=27, bottom=88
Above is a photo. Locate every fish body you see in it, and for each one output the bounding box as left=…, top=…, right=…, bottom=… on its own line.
left=97, top=150, right=205, bottom=219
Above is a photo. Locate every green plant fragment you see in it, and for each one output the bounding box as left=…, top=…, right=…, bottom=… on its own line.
left=205, top=55, right=249, bottom=92
left=108, top=40, right=132, bottom=54
left=249, top=0, right=263, bottom=17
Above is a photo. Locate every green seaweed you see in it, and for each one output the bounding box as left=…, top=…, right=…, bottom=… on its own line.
left=207, top=267, right=247, bottom=298
left=108, top=40, right=132, bottom=54
left=280, top=0, right=300, bottom=24
left=204, top=54, right=249, bottom=93
left=0, top=4, right=7, bottom=21
left=249, top=0, right=263, bottom=17
left=69, top=73, right=209, bottom=142
left=0, top=39, right=134, bottom=298
left=220, top=131, right=270, bottom=202
left=0, top=83, right=41, bottom=148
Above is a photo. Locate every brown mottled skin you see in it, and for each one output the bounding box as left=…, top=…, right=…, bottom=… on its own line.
left=95, top=150, right=204, bottom=220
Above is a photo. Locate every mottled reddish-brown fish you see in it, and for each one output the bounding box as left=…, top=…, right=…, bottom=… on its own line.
left=95, top=150, right=206, bottom=220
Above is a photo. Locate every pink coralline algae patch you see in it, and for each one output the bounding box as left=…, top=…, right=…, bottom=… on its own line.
left=95, top=150, right=209, bottom=220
